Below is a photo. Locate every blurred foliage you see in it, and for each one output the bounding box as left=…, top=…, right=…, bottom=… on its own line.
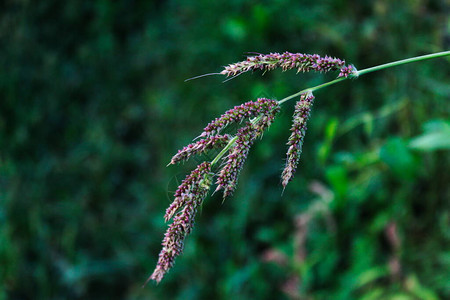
left=0, top=0, right=449, bottom=299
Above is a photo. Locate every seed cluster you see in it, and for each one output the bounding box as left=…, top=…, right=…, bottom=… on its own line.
left=281, top=92, right=315, bottom=188
left=201, top=98, right=279, bottom=137
left=150, top=162, right=212, bottom=284
left=169, top=134, right=231, bottom=165
left=151, top=99, right=280, bottom=283
left=215, top=123, right=255, bottom=198
left=221, top=52, right=347, bottom=77
left=215, top=103, right=280, bottom=198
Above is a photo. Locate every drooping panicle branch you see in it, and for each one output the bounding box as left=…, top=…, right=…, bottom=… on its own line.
left=169, top=134, right=231, bottom=165
left=201, top=98, right=279, bottom=138
left=164, top=162, right=212, bottom=222
left=150, top=162, right=212, bottom=284
left=220, top=52, right=348, bottom=78
left=215, top=123, right=256, bottom=199
left=281, top=92, right=315, bottom=188
left=215, top=102, right=280, bottom=199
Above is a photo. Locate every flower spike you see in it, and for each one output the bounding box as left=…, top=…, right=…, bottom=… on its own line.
left=221, top=52, right=348, bottom=78
left=281, top=92, right=315, bottom=188
left=216, top=101, right=280, bottom=199
left=169, top=134, right=231, bottom=165
left=149, top=162, right=212, bottom=284
left=201, top=98, right=279, bottom=138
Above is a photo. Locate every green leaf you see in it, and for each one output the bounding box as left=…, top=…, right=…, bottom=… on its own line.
left=359, top=288, right=384, bottom=300
left=380, top=137, right=419, bottom=179
left=318, top=117, right=339, bottom=163
left=325, top=165, right=348, bottom=206
left=222, top=17, right=247, bottom=41
left=355, top=266, right=389, bottom=288
left=405, top=274, right=440, bottom=300
left=409, top=119, right=450, bottom=151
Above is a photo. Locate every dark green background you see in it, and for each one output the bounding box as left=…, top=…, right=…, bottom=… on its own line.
left=1, top=1, right=449, bottom=299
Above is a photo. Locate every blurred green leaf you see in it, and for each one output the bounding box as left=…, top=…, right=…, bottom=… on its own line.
left=355, top=266, right=389, bottom=288
left=319, top=117, right=339, bottom=163
left=409, top=120, right=450, bottom=151
left=255, top=226, right=277, bottom=243
left=380, top=137, right=419, bottom=179
left=363, top=113, right=374, bottom=137
left=389, top=294, right=416, bottom=300
left=222, top=17, right=247, bottom=41
left=359, top=288, right=385, bottom=300
left=325, top=165, right=348, bottom=204
left=339, top=99, right=407, bottom=137
left=405, top=275, right=440, bottom=300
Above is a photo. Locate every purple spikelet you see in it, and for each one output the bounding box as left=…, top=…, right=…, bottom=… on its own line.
left=201, top=98, right=279, bottom=138
left=164, top=162, right=212, bottom=222
left=221, top=52, right=348, bottom=77
left=281, top=92, right=315, bottom=188
left=215, top=103, right=280, bottom=198
left=338, top=64, right=359, bottom=78
left=169, top=134, right=231, bottom=165
left=215, top=123, right=256, bottom=198
left=149, top=162, right=212, bottom=284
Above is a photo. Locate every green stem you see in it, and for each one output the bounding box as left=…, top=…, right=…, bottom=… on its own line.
left=210, top=51, right=450, bottom=167
left=211, top=136, right=238, bottom=166
left=279, top=50, right=450, bottom=105
left=210, top=115, right=263, bottom=167
left=357, top=51, right=450, bottom=76
left=278, top=77, right=347, bottom=105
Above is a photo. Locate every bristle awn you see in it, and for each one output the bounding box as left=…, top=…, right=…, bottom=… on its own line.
left=222, top=72, right=243, bottom=83
left=185, top=72, right=222, bottom=82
